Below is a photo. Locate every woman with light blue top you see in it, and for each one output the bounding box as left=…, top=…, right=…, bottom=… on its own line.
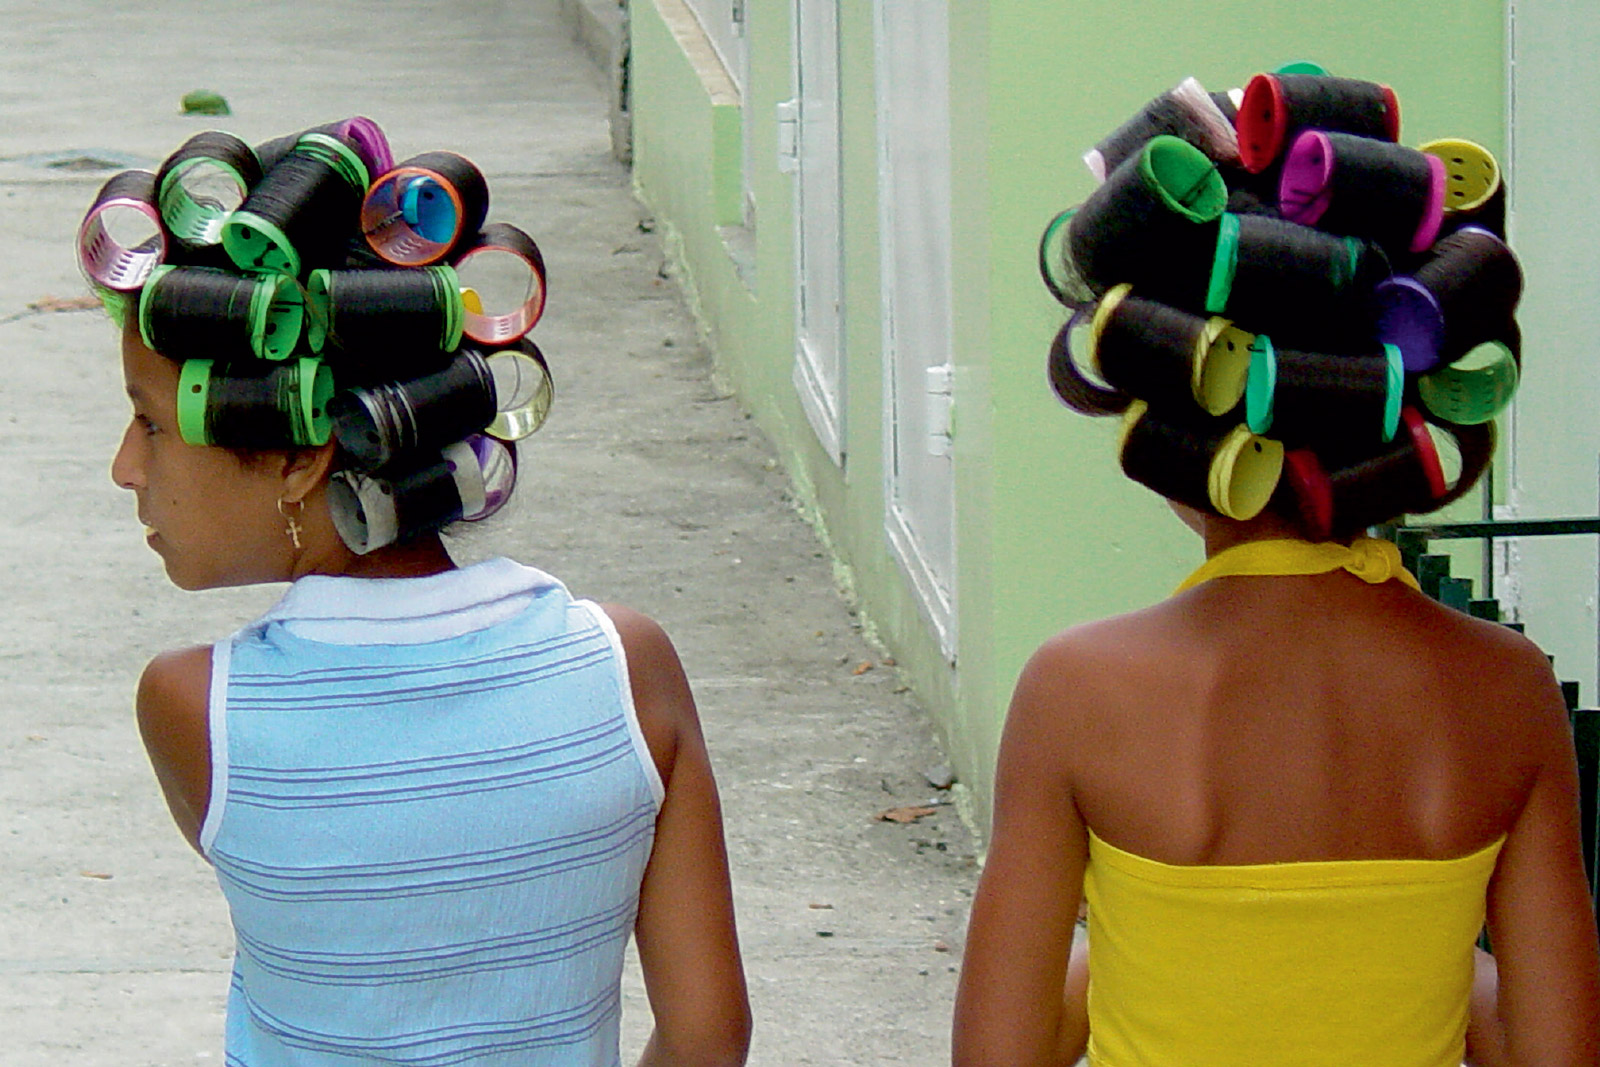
left=90, top=117, right=751, bottom=1067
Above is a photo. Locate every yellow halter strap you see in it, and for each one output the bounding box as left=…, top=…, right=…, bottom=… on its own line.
left=1174, top=537, right=1421, bottom=595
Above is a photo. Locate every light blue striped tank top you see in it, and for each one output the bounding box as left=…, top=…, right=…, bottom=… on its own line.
left=200, top=557, right=664, bottom=1067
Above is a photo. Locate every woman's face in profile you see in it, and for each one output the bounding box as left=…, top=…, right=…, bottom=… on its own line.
left=110, top=327, right=292, bottom=591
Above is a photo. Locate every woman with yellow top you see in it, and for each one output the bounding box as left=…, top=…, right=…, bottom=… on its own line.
left=953, top=68, right=1600, bottom=1066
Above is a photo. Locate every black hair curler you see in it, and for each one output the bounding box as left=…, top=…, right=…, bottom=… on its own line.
left=1119, top=400, right=1284, bottom=520
left=223, top=133, right=369, bottom=277
left=1208, top=212, right=1385, bottom=350
left=174, top=357, right=333, bottom=449
left=306, top=266, right=465, bottom=383
left=1068, top=134, right=1227, bottom=305
left=1046, top=308, right=1131, bottom=416
left=1235, top=73, right=1399, bottom=174
left=328, top=435, right=516, bottom=554
left=1279, top=407, right=1449, bottom=540
left=1038, top=208, right=1097, bottom=309
left=1374, top=226, right=1522, bottom=374
left=1089, top=285, right=1253, bottom=416
left=155, top=131, right=262, bottom=252
left=1419, top=138, right=1506, bottom=238
left=255, top=117, right=393, bottom=179
left=139, top=265, right=305, bottom=363
left=1085, top=77, right=1240, bottom=181
left=454, top=223, right=549, bottom=344
left=1279, top=131, right=1445, bottom=256
left=1416, top=330, right=1520, bottom=427
left=328, top=347, right=498, bottom=472
left=1245, top=338, right=1404, bottom=454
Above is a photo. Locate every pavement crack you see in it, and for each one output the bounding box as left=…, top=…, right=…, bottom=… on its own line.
left=0, top=296, right=102, bottom=326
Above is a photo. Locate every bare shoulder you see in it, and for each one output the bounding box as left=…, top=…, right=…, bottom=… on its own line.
left=1471, top=615, right=1579, bottom=751
left=1448, top=603, right=1563, bottom=678
left=1007, top=606, right=1183, bottom=767
left=1405, top=594, right=1568, bottom=716
left=595, top=603, right=694, bottom=714
left=596, top=603, right=682, bottom=677
left=1019, top=604, right=1185, bottom=711
left=137, top=645, right=212, bottom=731
left=594, top=603, right=700, bottom=784
left=136, top=645, right=213, bottom=851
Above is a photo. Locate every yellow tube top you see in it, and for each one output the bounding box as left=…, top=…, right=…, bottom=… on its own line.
left=1083, top=829, right=1503, bottom=1067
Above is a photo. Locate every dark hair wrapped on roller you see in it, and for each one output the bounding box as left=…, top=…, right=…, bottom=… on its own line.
left=1039, top=65, right=1521, bottom=540
left=80, top=118, right=555, bottom=554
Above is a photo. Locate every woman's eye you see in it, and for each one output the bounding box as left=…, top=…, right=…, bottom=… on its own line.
left=136, top=414, right=158, bottom=436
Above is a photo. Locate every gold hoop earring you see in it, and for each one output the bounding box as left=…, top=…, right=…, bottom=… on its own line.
left=277, top=498, right=305, bottom=550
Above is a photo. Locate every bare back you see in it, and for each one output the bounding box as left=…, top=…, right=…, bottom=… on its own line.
left=956, top=558, right=1599, bottom=1066
left=1055, top=570, right=1553, bottom=866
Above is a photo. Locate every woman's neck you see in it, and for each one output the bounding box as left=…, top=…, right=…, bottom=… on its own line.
left=1201, top=511, right=1338, bottom=559
left=292, top=534, right=457, bottom=582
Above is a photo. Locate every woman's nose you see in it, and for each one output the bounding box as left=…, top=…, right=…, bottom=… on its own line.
left=111, top=422, right=143, bottom=490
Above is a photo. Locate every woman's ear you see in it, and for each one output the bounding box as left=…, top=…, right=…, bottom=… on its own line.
left=279, top=442, right=340, bottom=505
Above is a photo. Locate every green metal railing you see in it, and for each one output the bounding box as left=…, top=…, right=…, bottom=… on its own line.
left=1379, top=516, right=1600, bottom=931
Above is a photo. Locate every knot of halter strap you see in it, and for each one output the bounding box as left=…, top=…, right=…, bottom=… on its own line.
left=1174, top=537, right=1421, bottom=594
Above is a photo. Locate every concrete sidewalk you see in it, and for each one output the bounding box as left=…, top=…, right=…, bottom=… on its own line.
left=0, top=3, right=976, bottom=1064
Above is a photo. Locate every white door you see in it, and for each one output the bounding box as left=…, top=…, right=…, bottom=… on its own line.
left=876, top=0, right=956, bottom=659
left=1502, top=0, right=1600, bottom=702
left=791, top=0, right=845, bottom=463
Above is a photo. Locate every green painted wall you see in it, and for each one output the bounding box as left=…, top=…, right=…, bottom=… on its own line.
left=631, top=0, right=1507, bottom=838
left=632, top=0, right=966, bottom=759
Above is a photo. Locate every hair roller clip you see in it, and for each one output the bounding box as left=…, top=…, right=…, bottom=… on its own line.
left=454, top=223, right=549, bottom=344
left=78, top=170, right=166, bottom=291
left=362, top=152, right=491, bottom=267
left=155, top=131, right=262, bottom=252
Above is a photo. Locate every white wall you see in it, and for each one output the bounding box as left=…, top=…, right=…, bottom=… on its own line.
left=1504, top=0, right=1600, bottom=703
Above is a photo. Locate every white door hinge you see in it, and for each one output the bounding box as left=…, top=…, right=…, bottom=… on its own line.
left=926, top=363, right=954, bottom=457
left=776, top=99, right=799, bottom=173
